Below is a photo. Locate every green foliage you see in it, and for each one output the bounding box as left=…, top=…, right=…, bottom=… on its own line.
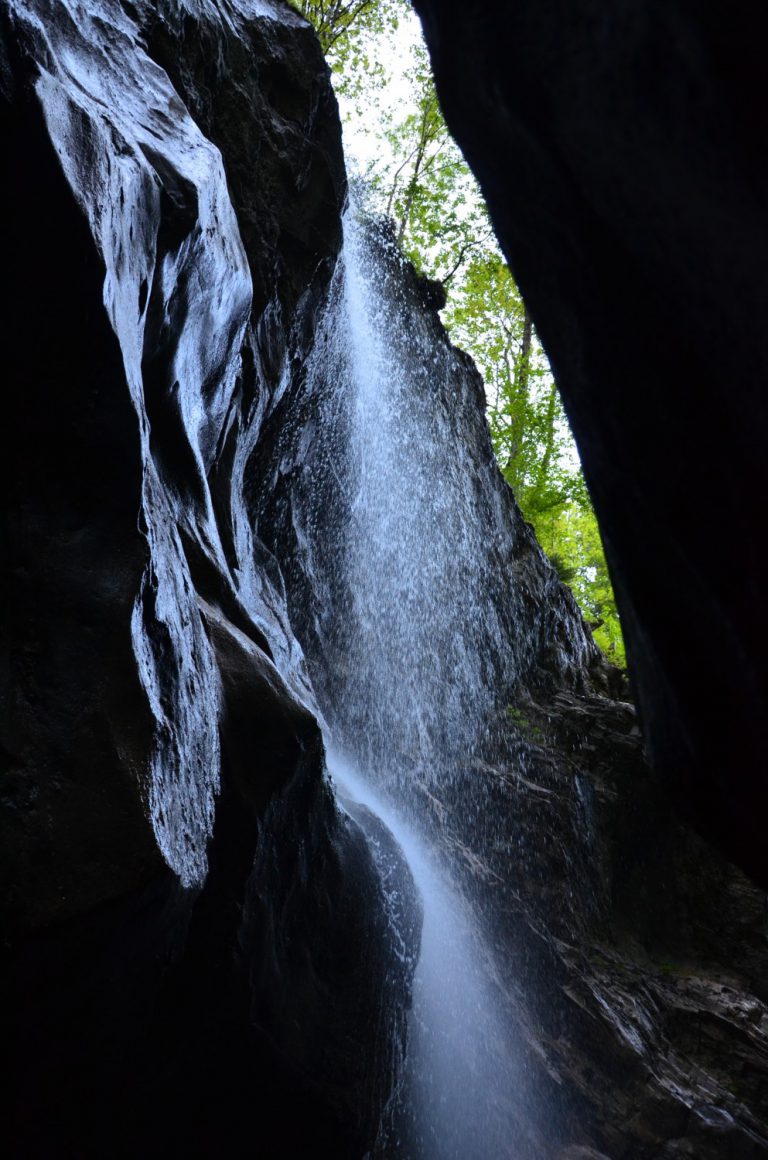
left=505, top=706, right=545, bottom=745
left=376, top=51, right=491, bottom=276
left=293, top=0, right=407, bottom=105
left=534, top=503, right=625, bottom=666
left=294, top=0, right=393, bottom=53
left=445, top=245, right=626, bottom=666
left=299, top=1, right=626, bottom=669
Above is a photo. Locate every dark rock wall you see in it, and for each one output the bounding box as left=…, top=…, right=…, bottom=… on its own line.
left=250, top=205, right=768, bottom=1157
left=1, top=6, right=159, bottom=930
left=405, top=3, right=768, bottom=1149
left=1, top=2, right=416, bottom=1155
left=450, top=688, right=768, bottom=1158
left=411, top=0, right=768, bottom=890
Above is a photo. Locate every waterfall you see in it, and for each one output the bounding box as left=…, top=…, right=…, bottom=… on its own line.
left=300, top=209, right=525, bottom=794
left=330, top=752, right=529, bottom=1159
left=256, top=199, right=561, bottom=1157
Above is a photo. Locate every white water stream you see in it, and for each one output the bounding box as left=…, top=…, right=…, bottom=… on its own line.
left=330, top=751, right=522, bottom=1159
left=279, top=201, right=544, bottom=1157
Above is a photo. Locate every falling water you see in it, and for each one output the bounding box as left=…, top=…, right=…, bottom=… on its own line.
left=329, top=750, right=528, bottom=1159
left=329, top=218, right=512, bottom=784
left=256, top=200, right=577, bottom=1156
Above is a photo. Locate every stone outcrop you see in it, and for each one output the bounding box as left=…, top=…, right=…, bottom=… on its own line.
left=411, top=0, right=768, bottom=890
left=0, top=2, right=418, bottom=1155
left=446, top=687, right=768, bottom=1157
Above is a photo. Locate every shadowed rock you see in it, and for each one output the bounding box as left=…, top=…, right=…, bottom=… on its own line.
left=412, top=0, right=768, bottom=889
left=1, top=2, right=418, bottom=1154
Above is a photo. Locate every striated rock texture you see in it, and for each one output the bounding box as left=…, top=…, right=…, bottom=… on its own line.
left=0, top=2, right=418, bottom=1155
left=449, top=688, right=768, bottom=1158
left=411, top=0, right=768, bottom=891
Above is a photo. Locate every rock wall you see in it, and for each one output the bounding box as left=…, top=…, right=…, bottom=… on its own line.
left=411, top=0, right=768, bottom=891
left=449, top=686, right=768, bottom=1158
left=0, top=2, right=417, bottom=1155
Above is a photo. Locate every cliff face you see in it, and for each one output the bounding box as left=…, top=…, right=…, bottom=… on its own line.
left=448, top=688, right=768, bottom=1159
left=411, top=0, right=768, bottom=892
left=405, top=2, right=768, bottom=1150
left=1, top=3, right=416, bottom=1154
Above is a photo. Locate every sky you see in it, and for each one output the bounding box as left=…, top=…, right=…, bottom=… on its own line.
left=335, top=7, right=424, bottom=174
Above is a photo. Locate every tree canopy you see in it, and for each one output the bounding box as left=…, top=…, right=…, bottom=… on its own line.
left=295, top=0, right=626, bottom=667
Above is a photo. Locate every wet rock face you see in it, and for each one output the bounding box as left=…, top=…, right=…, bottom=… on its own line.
left=246, top=197, right=766, bottom=1154
left=141, top=0, right=344, bottom=324
left=430, top=686, right=768, bottom=1158
left=1, top=2, right=418, bottom=1155
left=250, top=215, right=604, bottom=739
left=242, top=197, right=768, bottom=1156
left=412, top=0, right=768, bottom=889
